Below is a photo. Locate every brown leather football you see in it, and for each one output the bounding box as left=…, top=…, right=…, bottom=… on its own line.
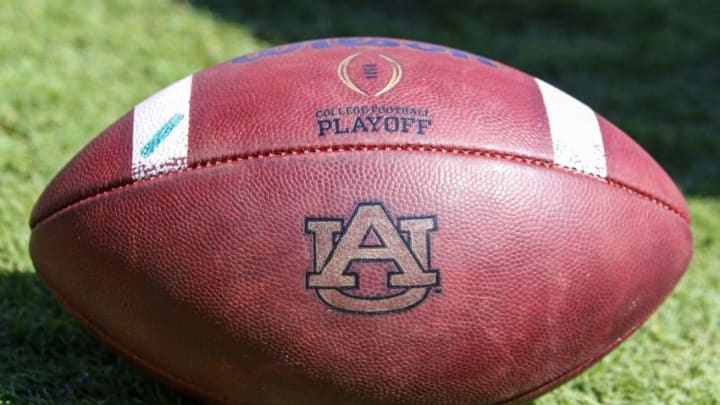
left=29, top=37, right=692, bottom=404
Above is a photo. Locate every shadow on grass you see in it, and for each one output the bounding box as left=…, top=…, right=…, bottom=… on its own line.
left=186, top=0, right=720, bottom=195
left=0, top=271, right=191, bottom=404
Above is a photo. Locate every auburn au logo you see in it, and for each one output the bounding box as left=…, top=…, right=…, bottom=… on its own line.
left=337, top=53, right=403, bottom=97
left=305, top=203, right=439, bottom=314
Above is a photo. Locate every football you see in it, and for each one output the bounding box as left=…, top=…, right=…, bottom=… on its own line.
left=29, top=37, right=692, bottom=404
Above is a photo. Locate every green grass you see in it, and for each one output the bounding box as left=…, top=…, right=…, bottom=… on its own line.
left=1, top=0, right=718, bottom=403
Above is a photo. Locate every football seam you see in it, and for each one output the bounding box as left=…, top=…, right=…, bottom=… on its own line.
left=501, top=320, right=644, bottom=404
left=35, top=268, right=234, bottom=405
left=37, top=246, right=670, bottom=405
left=30, top=143, right=690, bottom=228
left=502, top=253, right=687, bottom=405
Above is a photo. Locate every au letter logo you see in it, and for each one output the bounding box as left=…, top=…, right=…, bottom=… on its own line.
left=305, top=203, right=438, bottom=314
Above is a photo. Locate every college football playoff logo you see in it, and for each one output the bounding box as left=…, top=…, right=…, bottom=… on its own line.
left=337, top=53, right=403, bottom=97
left=305, top=203, right=438, bottom=314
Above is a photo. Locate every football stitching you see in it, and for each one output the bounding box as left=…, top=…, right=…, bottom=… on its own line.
left=31, top=143, right=690, bottom=403
left=31, top=143, right=690, bottom=228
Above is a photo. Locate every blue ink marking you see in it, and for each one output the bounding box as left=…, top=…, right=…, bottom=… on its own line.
left=232, top=37, right=498, bottom=68
left=140, top=113, right=185, bottom=158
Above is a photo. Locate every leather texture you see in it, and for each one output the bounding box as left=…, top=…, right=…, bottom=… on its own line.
left=30, top=37, right=692, bottom=404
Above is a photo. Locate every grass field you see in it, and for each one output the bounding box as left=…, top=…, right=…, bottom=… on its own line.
left=1, top=0, right=718, bottom=403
